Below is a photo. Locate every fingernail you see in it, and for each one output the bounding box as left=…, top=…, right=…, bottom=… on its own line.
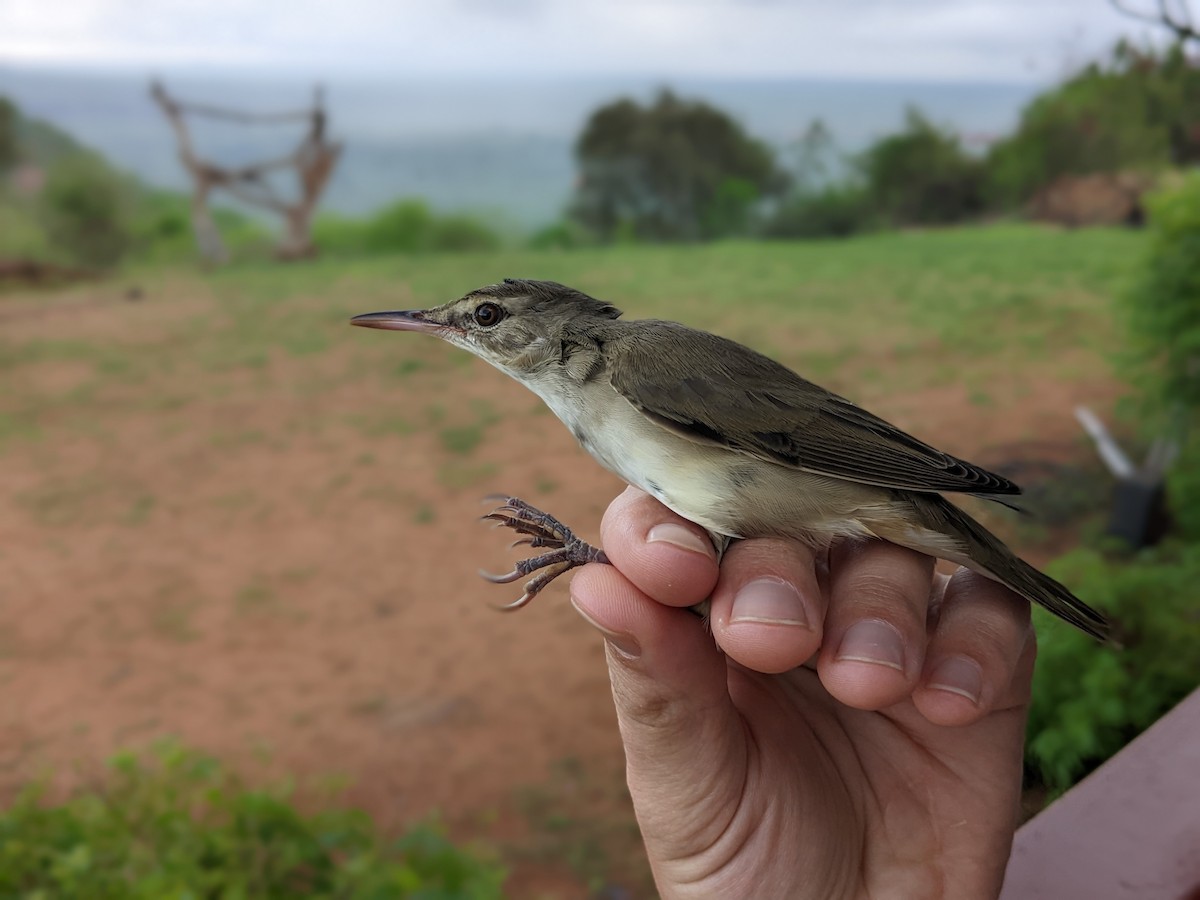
left=927, top=656, right=983, bottom=705
left=731, top=577, right=809, bottom=627
left=647, top=523, right=714, bottom=559
left=836, top=619, right=905, bottom=671
left=570, top=598, right=642, bottom=660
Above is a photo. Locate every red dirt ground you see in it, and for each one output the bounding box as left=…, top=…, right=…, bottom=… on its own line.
left=0, top=281, right=1124, bottom=896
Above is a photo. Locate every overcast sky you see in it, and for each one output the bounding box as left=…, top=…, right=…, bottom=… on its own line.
left=0, top=0, right=1171, bottom=82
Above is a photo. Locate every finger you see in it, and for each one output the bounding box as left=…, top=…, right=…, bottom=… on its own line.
left=913, top=568, right=1034, bottom=726
left=599, top=486, right=720, bottom=608
left=569, top=563, right=746, bottom=848
left=818, top=540, right=935, bottom=710
left=707, top=537, right=825, bottom=674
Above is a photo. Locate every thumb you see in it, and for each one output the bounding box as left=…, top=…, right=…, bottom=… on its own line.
left=570, top=563, right=748, bottom=849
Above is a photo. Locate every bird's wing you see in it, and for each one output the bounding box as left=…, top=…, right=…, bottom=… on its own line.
left=603, top=321, right=1020, bottom=497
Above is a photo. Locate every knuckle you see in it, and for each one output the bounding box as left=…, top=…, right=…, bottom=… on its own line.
left=724, top=536, right=814, bottom=579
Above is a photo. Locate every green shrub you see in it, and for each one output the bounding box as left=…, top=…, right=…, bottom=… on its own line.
left=314, top=200, right=501, bottom=256
left=0, top=742, right=505, bottom=898
left=1028, top=540, right=1200, bottom=791
left=0, top=199, right=52, bottom=260
left=763, top=184, right=874, bottom=239
left=361, top=199, right=437, bottom=253
left=526, top=219, right=590, bottom=250
left=37, top=153, right=133, bottom=269
left=430, top=213, right=501, bottom=252
left=1120, top=173, right=1200, bottom=415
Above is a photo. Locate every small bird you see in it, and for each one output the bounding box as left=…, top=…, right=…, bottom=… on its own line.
left=352, top=278, right=1110, bottom=641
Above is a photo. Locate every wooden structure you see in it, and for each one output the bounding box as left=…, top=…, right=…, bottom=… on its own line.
left=1001, top=687, right=1200, bottom=898
left=150, top=81, right=342, bottom=263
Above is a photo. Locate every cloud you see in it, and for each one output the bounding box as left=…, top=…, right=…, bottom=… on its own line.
left=0, top=0, right=1164, bottom=80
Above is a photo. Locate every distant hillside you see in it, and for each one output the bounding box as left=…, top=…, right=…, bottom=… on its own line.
left=13, top=106, right=92, bottom=166
left=1, top=93, right=100, bottom=176
left=0, top=95, right=171, bottom=270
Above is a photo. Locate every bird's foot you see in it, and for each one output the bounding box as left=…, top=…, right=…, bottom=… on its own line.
left=480, top=496, right=609, bottom=611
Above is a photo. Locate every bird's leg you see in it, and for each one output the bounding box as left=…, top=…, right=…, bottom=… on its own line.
left=480, top=496, right=610, bottom=610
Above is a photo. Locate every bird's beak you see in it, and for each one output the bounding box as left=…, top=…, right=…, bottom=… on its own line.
left=350, top=310, right=442, bottom=334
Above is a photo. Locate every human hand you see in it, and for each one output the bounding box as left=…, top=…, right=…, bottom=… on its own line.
left=570, top=487, right=1035, bottom=900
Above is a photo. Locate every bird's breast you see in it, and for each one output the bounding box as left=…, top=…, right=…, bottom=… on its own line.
left=523, top=374, right=884, bottom=543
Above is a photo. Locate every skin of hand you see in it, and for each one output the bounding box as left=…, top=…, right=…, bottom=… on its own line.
left=569, top=487, right=1035, bottom=900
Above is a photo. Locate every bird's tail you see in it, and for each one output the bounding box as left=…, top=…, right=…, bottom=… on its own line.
left=878, top=494, right=1112, bottom=643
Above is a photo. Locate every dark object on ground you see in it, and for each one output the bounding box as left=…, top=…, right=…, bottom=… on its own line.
left=1108, top=476, right=1173, bottom=548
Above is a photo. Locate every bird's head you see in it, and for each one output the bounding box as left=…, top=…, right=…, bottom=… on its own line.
left=351, top=278, right=622, bottom=375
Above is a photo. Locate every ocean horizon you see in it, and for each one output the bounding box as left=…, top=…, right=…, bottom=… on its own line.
left=0, top=65, right=1040, bottom=228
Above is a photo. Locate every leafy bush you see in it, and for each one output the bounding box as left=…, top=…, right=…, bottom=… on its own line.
left=314, top=200, right=501, bottom=256
left=0, top=200, right=52, bottom=260
left=986, top=42, right=1200, bottom=207
left=1027, top=539, right=1200, bottom=791
left=526, top=219, right=591, bottom=250
left=0, top=742, right=506, bottom=898
left=430, top=213, right=502, bottom=252
left=1120, top=172, right=1200, bottom=415
left=763, top=184, right=874, bottom=239
left=37, top=153, right=133, bottom=269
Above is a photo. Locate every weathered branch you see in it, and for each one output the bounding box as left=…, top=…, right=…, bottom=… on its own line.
left=168, top=102, right=315, bottom=125
left=1109, top=0, right=1200, bottom=45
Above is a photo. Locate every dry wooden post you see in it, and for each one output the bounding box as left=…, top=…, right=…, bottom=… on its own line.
left=150, top=80, right=342, bottom=263
left=151, top=81, right=228, bottom=264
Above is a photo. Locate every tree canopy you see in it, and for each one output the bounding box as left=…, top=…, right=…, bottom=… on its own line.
left=986, top=41, right=1200, bottom=207
left=570, top=90, right=786, bottom=241
left=859, top=107, right=985, bottom=225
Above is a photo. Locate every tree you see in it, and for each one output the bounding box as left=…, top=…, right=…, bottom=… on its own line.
left=570, top=90, right=786, bottom=241
left=0, top=96, right=17, bottom=173
left=985, top=41, right=1200, bottom=207
left=858, top=107, right=985, bottom=225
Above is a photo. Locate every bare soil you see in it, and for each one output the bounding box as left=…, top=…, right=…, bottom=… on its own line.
left=0, top=280, right=1124, bottom=896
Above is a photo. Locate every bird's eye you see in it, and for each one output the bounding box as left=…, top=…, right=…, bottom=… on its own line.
left=474, top=302, right=505, bottom=327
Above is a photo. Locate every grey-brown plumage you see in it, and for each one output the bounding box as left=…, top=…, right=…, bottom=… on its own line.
left=352, top=278, right=1111, bottom=641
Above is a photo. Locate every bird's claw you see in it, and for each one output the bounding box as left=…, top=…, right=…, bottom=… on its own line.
left=480, top=496, right=609, bottom=610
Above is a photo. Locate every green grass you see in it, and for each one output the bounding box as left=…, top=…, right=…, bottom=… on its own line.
left=180, top=225, right=1140, bottom=388
left=0, top=224, right=1143, bottom=457
left=440, top=424, right=486, bottom=455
